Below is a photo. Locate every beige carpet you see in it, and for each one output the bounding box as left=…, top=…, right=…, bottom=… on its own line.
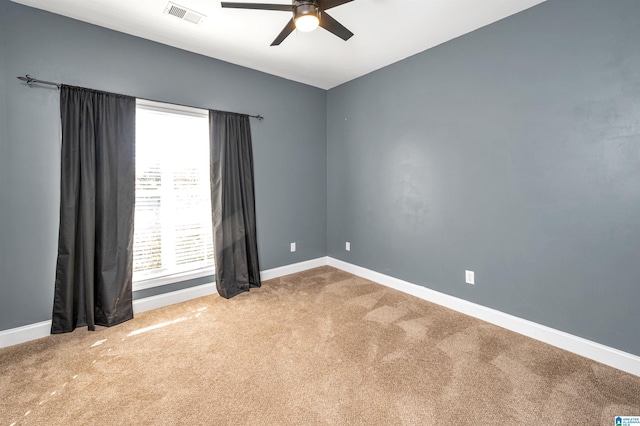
left=1, top=266, right=639, bottom=425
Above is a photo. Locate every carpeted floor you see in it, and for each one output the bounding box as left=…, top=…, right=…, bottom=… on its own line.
left=1, top=266, right=639, bottom=425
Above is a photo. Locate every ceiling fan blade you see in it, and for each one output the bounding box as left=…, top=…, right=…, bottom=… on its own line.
left=319, top=11, right=353, bottom=41
left=318, top=0, right=354, bottom=11
left=271, top=18, right=296, bottom=46
left=221, top=2, right=292, bottom=11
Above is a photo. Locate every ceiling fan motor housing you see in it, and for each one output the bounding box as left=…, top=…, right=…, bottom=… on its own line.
left=294, top=0, right=319, bottom=20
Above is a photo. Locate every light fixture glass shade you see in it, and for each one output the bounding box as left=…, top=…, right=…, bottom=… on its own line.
left=295, top=14, right=319, bottom=32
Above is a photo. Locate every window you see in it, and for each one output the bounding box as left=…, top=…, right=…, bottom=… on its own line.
left=133, top=100, right=214, bottom=290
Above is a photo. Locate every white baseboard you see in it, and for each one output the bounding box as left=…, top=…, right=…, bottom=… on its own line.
left=132, top=282, right=217, bottom=314
left=326, top=257, right=640, bottom=377
left=4, top=257, right=639, bottom=377
left=0, top=283, right=219, bottom=349
left=0, top=258, right=328, bottom=349
left=260, top=257, right=329, bottom=281
left=133, top=256, right=331, bottom=314
left=131, top=256, right=332, bottom=314
left=0, top=321, right=52, bottom=348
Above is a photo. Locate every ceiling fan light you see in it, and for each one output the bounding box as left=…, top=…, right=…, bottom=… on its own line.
left=295, top=14, right=319, bottom=32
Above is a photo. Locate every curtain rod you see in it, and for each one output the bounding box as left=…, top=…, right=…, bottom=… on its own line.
left=16, top=75, right=264, bottom=121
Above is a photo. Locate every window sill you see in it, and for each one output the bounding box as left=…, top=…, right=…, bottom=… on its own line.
left=133, top=267, right=216, bottom=291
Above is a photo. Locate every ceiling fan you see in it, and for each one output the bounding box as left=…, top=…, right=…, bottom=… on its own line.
left=220, top=0, right=355, bottom=46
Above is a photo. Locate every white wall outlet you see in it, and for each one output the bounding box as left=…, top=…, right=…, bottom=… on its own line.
left=465, top=270, right=475, bottom=285
left=290, top=242, right=296, bottom=252
left=345, top=242, right=351, bottom=251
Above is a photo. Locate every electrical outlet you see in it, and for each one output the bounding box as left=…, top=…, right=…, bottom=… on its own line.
left=290, top=242, right=296, bottom=252
left=346, top=242, right=351, bottom=251
left=465, top=270, right=475, bottom=285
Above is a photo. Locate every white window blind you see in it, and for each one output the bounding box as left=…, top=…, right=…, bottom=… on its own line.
left=133, top=100, right=214, bottom=290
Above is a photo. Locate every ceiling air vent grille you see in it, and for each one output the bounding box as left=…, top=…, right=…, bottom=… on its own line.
left=164, top=2, right=205, bottom=25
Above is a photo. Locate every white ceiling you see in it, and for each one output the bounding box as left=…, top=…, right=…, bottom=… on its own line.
left=12, top=0, right=547, bottom=89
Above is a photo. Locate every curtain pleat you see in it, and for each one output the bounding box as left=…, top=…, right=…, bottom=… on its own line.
left=51, top=85, right=135, bottom=333
left=209, top=111, right=261, bottom=299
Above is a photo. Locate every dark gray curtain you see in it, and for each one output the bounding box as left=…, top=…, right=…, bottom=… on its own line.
left=209, top=111, right=261, bottom=299
left=52, top=85, right=136, bottom=333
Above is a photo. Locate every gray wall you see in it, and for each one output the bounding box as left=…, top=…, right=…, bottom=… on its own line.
left=0, top=0, right=327, bottom=331
left=0, top=10, right=8, bottom=324
left=327, top=0, right=640, bottom=356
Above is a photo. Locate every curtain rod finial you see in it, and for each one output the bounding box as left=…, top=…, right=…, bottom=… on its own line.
left=17, top=74, right=61, bottom=89
left=17, top=75, right=35, bottom=85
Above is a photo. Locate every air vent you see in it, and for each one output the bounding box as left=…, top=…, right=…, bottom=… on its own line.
left=164, top=2, right=206, bottom=25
